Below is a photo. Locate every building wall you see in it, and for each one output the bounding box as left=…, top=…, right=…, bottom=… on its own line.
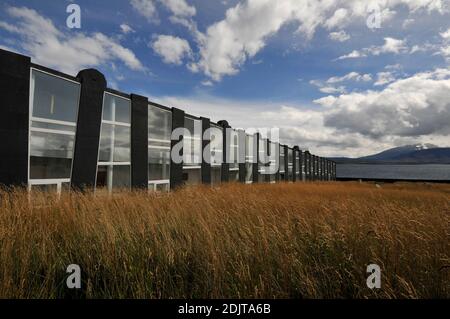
left=0, top=49, right=335, bottom=192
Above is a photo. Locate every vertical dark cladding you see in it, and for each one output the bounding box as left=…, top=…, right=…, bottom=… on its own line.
left=312, top=155, right=316, bottom=181
left=131, top=94, right=148, bottom=189
left=304, top=151, right=309, bottom=181
left=218, top=120, right=230, bottom=182
left=238, top=130, right=246, bottom=183
left=170, top=107, right=184, bottom=189
left=71, top=69, right=106, bottom=191
left=201, top=117, right=211, bottom=184
left=252, top=133, right=260, bottom=183
left=292, top=146, right=298, bottom=182
left=0, top=49, right=30, bottom=187
left=298, top=150, right=303, bottom=182
left=283, top=145, right=289, bottom=182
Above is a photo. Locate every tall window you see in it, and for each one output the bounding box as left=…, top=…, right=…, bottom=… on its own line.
left=229, top=130, right=239, bottom=181
left=148, top=105, right=171, bottom=191
left=183, top=116, right=202, bottom=185
left=29, top=69, right=80, bottom=193
left=96, top=93, right=131, bottom=192
left=258, top=137, right=268, bottom=182
left=210, top=124, right=223, bottom=184
left=295, top=150, right=300, bottom=180
left=279, top=145, right=285, bottom=179
left=288, top=148, right=294, bottom=181
left=245, top=134, right=254, bottom=183
left=269, top=142, right=278, bottom=183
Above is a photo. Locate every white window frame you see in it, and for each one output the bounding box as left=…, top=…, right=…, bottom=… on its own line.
left=148, top=105, right=172, bottom=190
left=96, top=92, right=132, bottom=192
left=28, top=68, right=81, bottom=193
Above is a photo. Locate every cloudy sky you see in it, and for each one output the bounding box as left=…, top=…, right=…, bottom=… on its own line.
left=1, top=0, right=450, bottom=157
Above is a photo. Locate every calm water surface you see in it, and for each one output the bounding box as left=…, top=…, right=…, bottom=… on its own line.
left=337, top=164, right=450, bottom=181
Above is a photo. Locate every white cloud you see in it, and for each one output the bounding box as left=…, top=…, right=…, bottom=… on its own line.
left=336, top=50, right=366, bottom=60
left=0, top=6, right=144, bottom=75
left=402, top=18, right=415, bottom=29
left=374, top=71, right=396, bottom=86
left=201, top=80, right=214, bottom=87
left=440, top=28, right=450, bottom=40
left=151, top=35, right=192, bottom=65
left=372, top=37, right=407, bottom=55
left=311, top=72, right=372, bottom=95
left=163, top=0, right=196, bottom=17
left=337, top=37, right=408, bottom=60
left=120, top=23, right=134, bottom=34
left=130, top=0, right=158, bottom=22
left=327, top=72, right=372, bottom=84
left=315, top=68, right=450, bottom=139
left=324, top=8, right=349, bottom=29
left=329, top=30, right=350, bottom=42
left=190, top=0, right=447, bottom=81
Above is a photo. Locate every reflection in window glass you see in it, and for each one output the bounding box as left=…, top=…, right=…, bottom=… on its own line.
left=31, top=70, right=80, bottom=122
left=30, top=131, right=75, bottom=179
left=114, top=126, right=131, bottom=162
left=149, top=105, right=172, bottom=141
left=102, top=93, right=131, bottom=123
left=280, top=146, right=285, bottom=172
left=148, top=105, right=171, bottom=189
left=96, top=93, right=131, bottom=191
left=210, top=125, right=223, bottom=167
left=148, top=149, right=170, bottom=180
left=230, top=130, right=239, bottom=169
left=29, top=69, right=80, bottom=185
left=288, top=149, right=294, bottom=180
left=245, top=135, right=254, bottom=183
left=183, top=117, right=202, bottom=166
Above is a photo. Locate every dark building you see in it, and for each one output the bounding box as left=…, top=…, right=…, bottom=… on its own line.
left=0, top=49, right=336, bottom=193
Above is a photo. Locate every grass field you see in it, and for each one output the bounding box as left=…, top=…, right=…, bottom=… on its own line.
left=0, top=182, right=448, bottom=298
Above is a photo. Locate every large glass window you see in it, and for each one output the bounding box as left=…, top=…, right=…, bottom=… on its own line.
left=245, top=134, right=255, bottom=183
left=288, top=148, right=294, bottom=181
left=183, top=117, right=202, bottom=166
left=229, top=130, right=239, bottom=181
left=269, top=142, right=278, bottom=182
left=183, top=116, right=202, bottom=185
left=29, top=69, right=81, bottom=192
left=96, top=93, right=131, bottom=192
left=279, top=145, right=285, bottom=173
left=148, top=105, right=171, bottom=191
left=210, top=124, right=223, bottom=184
left=295, top=150, right=300, bottom=180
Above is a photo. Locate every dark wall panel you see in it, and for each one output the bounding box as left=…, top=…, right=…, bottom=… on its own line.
left=284, top=145, right=289, bottom=182
left=201, top=117, right=211, bottom=184
left=71, top=69, right=107, bottom=191
left=0, top=49, right=30, bottom=187
left=252, top=133, right=260, bottom=183
left=238, top=130, right=246, bottom=183
left=218, top=120, right=230, bottom=182
left=131, top=94, right=148, bottom=189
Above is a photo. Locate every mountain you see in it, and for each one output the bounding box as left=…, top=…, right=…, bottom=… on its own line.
left=330, top=144, right=450, bottom=164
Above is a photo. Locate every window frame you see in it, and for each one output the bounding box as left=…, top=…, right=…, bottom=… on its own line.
left=95, top=91, right=132, bottom=192
left=28, top=67, right=81, bottom=193
left=148, top=104, right=172, bottom=190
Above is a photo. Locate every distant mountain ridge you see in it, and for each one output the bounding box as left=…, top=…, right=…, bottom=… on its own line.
left=330, top=144, right=450, bottom=164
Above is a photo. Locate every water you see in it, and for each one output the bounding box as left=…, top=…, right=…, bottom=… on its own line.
left=337, top=164, right=450, bottom=181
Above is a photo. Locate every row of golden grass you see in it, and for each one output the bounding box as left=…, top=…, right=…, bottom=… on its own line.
left=0, top=182, right=448, bottom=298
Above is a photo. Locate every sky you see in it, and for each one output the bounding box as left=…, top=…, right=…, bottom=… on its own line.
left=0, top=0, right=449, bottom=157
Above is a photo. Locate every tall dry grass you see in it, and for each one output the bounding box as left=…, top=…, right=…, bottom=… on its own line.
left=0, top=182, right=448, bottom=298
